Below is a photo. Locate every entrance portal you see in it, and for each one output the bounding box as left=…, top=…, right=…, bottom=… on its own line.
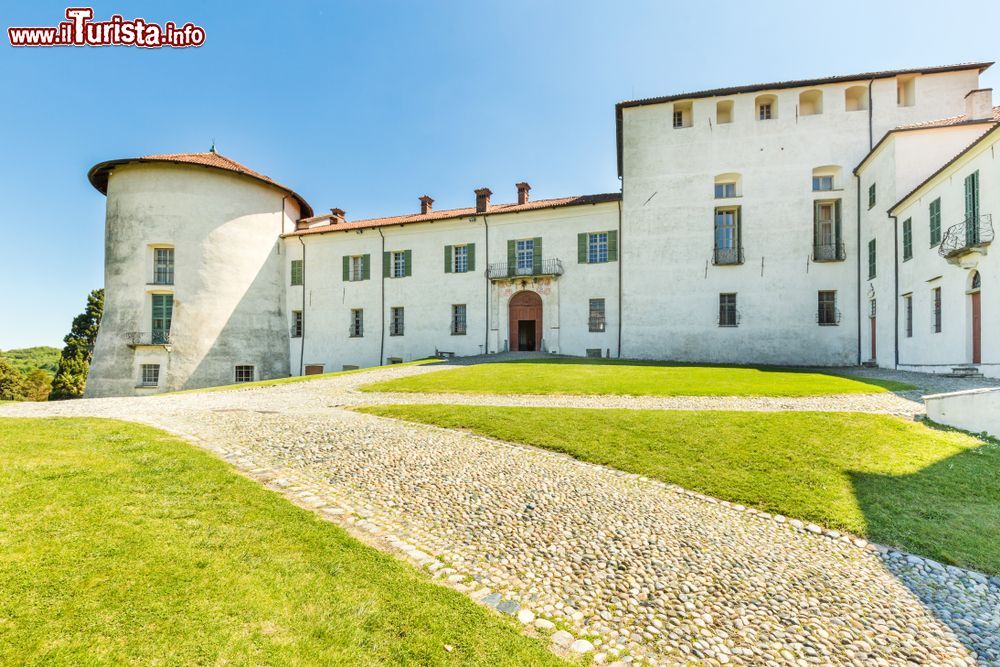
left=509, top=291, right=542, bottom=352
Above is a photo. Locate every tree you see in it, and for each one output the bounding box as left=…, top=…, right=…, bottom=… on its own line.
left=50, top=288, right=104, bottom=400
left=23, top=369, right=53, bottom=402
left=0, top=355, right=27, bottom=401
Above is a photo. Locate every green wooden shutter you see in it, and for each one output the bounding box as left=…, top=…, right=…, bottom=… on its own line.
left=578, top=233, right=588, bottom=263
left=362, top=254, right=370, bottom=280
left=608, top=230, right=618, bottom=261
left=834, top=200, right=842, bottom=246
left=467, top=243, right=476, bottom=272
left=812, top=201, right=821, bottom=245
left=383, top=251, right=391, bottom=278
left=291, top=259, right=303, bottom=286
left=507, top=240, right=515, bottom=269
left=532, top=237, right=542, bottom=272
left=404, top=249, right=412, bottom=277
left=444, top=245, right=452, bottom=273
left=342, top=256, right=350, bottom=282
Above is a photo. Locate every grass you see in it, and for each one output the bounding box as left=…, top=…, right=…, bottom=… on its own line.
left=173, top=357, right=443, bottom=394
left=360, top=358, right=917, bottom=397
left=0, top=417, right=566, bottom=666
left=356, top=405, right=999, bottom=574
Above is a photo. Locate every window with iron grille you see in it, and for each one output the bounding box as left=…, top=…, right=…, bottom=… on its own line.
left=812, top=176, right=834, bottom=192
left=451, top=304, right=467, bottom=335
left=870, top=298, right=876, bottom=318
left=291, top=259, right=303, bottom=286
left=350, top=309, right=364, bottom=337
left=932, top=287, right=942, bottom=333
left=588, top=298, right=606, bottom=332
left=453, top=245, right=468, bottom=273
left=153, top=248, right=174, bottom=285
left=714, top=207, right=742, bottom=264
left=902, top=218, right=912, bottom=261
left=868, top=239, right=876, bottom=279
left=392, top=251, right=407, bottom=278
left=714, top=182, right=737, bottom=198
left=929, top=198, right=942, bottom=246
left=868, top=183, right=876, bottom=209
left=291, top=310, right=302, bottom=338
left=818, top=291, right=838, bottom=326
left=719, top=293, right=738, bottom=327
left=234, top=365, right=255, bottom=383
left=588, top=233, right=608, bottom=264
left=140, top=364, right=160, bottom=387
left=904, top=295, right=913, bottom=338
left=390, top=307, right=404, bottom=336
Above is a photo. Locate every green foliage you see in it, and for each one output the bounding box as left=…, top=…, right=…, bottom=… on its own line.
left=361, top=358, right=916, bottom=397
left=0, top=356, right=27, bottom=401
left=0, top=417, right=565, bottom=666
left=359, top=405, right=999, bottom=574
left=50, top=289, right=104, bottom=400
left=0, top=346, right=60, bottom=375
left=22, top=369, right=53, bottom=402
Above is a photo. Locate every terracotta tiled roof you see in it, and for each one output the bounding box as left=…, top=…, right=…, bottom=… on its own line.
left=88, top=151, right=313, bottom=217
left=894, top=105, right=1000, bottom=130
left=288, top=192, right=621, bottom=236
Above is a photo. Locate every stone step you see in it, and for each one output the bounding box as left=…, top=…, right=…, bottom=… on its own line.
left=945, top=366, right=984, bottom=378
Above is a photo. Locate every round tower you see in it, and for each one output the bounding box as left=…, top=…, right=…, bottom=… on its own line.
left=85, top=151, right=312, bottom=396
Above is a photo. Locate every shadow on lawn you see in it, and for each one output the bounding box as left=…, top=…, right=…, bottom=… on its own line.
left=850, top=428, right=1000, bottom=659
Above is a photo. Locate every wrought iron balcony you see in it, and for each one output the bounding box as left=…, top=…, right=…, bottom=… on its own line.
left=125, top=331, right=172, bottom=347
left=939, top=214, right=993, bottom=259
left=813, top=242, right=847, bottom=262
left=712, top=246, right=744, bottom=266
left=486, top=258, right=564, bottom=280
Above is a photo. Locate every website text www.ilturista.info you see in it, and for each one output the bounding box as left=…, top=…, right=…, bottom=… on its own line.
left=8, top=7, right=205, bottom=48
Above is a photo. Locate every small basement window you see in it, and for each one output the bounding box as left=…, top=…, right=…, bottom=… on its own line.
left=234, top=365, right=255, bottom=383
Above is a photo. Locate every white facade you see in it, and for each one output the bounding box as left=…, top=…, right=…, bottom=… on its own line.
left=85, top=62, right=1000, bottom=396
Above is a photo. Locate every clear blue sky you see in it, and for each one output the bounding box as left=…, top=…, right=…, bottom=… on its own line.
left=1, top=0, right=998, bottom=349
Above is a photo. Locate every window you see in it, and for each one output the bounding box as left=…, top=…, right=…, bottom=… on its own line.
left=799, top=89, right=822, bottom=116
left=813, top=200, right=842, bottom=261
left=392, top=251, right=407, bottom=278
left=673, top=109, right=684, bottom=128
left=445, top=244, right=476, bottom=273
left=140, top=364, right=160, bottom=387
left=965, top=171, right=981, bottom=245
left=153, top=247, right=174, bottom=285
left=589, top=298, right=606, bottom=332
left=291, top=259, right=303, bottom=286
left=349, top=255, right=367, bottom=281
left=759, top=103, right=772, bottom=120
left=755, top=94, right=776, bottom=120
left=713, top=207, right=742, bottom=265
left=897, top=76, right=915, bottom=107
left=291, top=310, right=302, bottom=338
left=234, top=365, right=255, bottom=383
left=868, top=239, right=876, bottom=279
left=390, top=306, right=404, bottom=336
left=812, top=176, right=834, bottom=191
left=868, top=183, right=876, bottom=209
left=350, top=308, right=364, bottom=337
left=818, top=291, right=838, bottom=326
left=904, top=295, right=913, bottom=338
left=716, top=100, right=733, bottom=124
left=454, top=245, right=468, bottom=273
left=719, top=293, right=738, bottom=327
left=671, top=101, right=692, bottom=129
left=151, top=294, right=172, bottom=344
left=932, top=287, right=942, bottom=333
left=902, top=218, right=913, bottom=261
left=715, top=182, right=737, bottom=198
left=588, top=232, right=608, bottom=263
left=515, top=239, right=534, bottom=275
left=451, top=304, right=467, bottom=335
left=929, top=198, right=942, bottom=246
left=845, top=85, right=868, bottom=111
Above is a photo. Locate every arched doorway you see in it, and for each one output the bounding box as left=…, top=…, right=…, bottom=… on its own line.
left=970, top=271, right=982, bottom=364
left=509, top=291, right=542, bottom=351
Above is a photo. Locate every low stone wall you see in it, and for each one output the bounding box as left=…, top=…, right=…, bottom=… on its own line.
left=924, top=387, right=1000, bottom=438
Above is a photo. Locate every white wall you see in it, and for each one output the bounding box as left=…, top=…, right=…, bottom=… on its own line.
left=925, top=388, right=1000, bottom=437
left=87, top=163, right=299, bottom=396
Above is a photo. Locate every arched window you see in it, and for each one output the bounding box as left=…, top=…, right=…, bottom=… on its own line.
left=755, top=94, right=777, bottom=120
left=799, top=89, right=823, bottom=116
left=971, top=271, right=981, bottom=290
left=716, top=100, right=733, bottom=124
left=845, top=86, right=868, bottom=112
left=811, top=165, right=842, bottom=192
left=714, top=173, right=742, bottom=199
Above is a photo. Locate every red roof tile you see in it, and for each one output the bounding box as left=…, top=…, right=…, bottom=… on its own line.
left=288, top=192, right=621, bottom=236
left=894, top=105, right=1000, bottom=130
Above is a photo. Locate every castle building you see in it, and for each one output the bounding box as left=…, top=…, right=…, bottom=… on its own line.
left=85, top=62, right=999, bottom=396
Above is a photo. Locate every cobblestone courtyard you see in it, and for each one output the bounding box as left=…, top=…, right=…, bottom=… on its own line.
left=3, top=362, right=999, bottom=666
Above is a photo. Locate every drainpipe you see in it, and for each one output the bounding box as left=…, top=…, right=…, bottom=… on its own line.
left=890, top=214, right=899, bottom=369
left=377, top=227, right=386, bottom=365
left=617, top=179, right=623, bottom=358
left=867, top=79, right=874, bottom=149
left=297, top=236, right=306, bottom=376
left=855, top=174, right=862, bottom=366
left=483, top=214, right=490, bottom=354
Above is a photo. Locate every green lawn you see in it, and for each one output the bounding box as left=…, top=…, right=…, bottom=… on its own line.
left=359, top=359, right=916, bottom=397
left=357, top=405, right=999, bottom=574
left=0, top=418, right=565, bottom=666
left=173, top=357, right=443, bottom=394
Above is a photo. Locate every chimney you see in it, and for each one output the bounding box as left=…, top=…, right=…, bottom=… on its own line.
left=475, top=187, right=492, bottom=213
left=419, top=195, right=434, bottom=215
left=516, top=182, right=531, bottom=205
left=965, top=88, right=993, bottom=121
left=329, top=208, right=346, bottom=224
